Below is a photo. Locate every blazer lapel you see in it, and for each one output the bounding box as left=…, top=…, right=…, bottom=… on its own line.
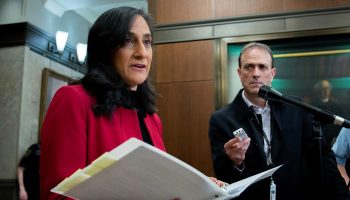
left=270, top=103, right=284, bottom=164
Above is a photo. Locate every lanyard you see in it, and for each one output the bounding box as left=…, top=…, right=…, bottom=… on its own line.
left=253, top=112, right=274, bottom=167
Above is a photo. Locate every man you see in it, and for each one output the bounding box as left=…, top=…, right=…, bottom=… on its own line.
left=311, top=79, right=342, bottom=145
left=208, top=42, right=346, bottom=200
left=332, top=128, right=350, bottom=189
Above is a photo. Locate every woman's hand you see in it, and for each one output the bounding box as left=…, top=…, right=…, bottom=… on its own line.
left=209, top=177, right=228, bottom=188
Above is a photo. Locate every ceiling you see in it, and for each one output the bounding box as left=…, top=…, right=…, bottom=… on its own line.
left=43, top=0, right=148, bottom=24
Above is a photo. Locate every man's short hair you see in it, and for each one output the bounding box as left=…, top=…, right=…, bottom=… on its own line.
left=238, top=42, right=275, bottom=68
left=314, top=79, right=332, bottom=91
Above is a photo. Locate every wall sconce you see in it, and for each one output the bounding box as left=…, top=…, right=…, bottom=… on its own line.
left=76, top=43, right=87, bottom=64
left=68, top=43, right=87, bottom=65
left=48, top=30, right=69, bottom=54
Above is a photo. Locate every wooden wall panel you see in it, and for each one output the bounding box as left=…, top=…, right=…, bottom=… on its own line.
left=215, top=0, right=284, bottom=18
left=215, top=0, right=350, bottom=19
left=285, top=0, right=350, bottom=11
left=157, top=80, right=215, bottom=176
left=155, top=40, right=214, bottom=83
left=154, top=0, right=213, bottom=24
left=154, top=40, right=215, bottom=176
left=150, top=0, right=350, bottom=26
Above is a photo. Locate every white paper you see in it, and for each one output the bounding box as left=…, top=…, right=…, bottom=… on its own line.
left=224, top=165, right=282, bottom=198
left=51, top=138, right=281, bottom=200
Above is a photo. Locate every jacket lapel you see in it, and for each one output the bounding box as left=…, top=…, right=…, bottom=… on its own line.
left=270, top=103, right=284, bottom=164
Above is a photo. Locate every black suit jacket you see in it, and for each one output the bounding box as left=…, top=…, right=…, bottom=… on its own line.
left=209, top=89, right=346, bottom=200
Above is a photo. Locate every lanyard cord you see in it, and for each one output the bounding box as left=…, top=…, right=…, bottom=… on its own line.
left=253, top=111, right=275, bottom=167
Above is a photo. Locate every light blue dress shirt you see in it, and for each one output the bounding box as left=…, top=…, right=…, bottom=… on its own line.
left=332, top=128, right=350, bottom=166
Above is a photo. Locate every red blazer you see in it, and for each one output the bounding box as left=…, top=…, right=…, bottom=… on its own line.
left=40, top=85, right=166, bottom=200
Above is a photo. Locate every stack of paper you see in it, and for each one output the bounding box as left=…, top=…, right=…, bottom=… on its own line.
left=51, top=138, right=281, bottom=200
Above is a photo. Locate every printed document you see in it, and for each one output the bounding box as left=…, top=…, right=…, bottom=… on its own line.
left=51, top=138, right=281, bottom=200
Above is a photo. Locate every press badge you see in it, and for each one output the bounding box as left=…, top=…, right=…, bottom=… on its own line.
left=270, top=177, right=276, bottom=200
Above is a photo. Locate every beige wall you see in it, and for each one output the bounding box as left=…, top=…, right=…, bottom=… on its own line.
left=0, top=46, right=83, bottom=180
left=0, top=46, right=24, bottom=179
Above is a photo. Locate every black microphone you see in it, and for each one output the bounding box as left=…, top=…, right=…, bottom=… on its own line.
left=258, top=85, right=350, bottom=128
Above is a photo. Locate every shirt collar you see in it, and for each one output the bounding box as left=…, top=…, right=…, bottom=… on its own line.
left=242, top=90, right=270, bottom=114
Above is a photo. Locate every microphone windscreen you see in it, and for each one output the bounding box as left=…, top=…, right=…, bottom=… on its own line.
left=258, top=85, right=271, bottom=100
left=258, top=85, right=283, bottom=100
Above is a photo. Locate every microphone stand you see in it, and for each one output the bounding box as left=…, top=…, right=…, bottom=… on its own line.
left=269, top=99, right=329, bottom=198
left=258, top=85, right=348, bottom=198
left=312, top=119, right=324, bottom=199
left=270, top=100, right=327, bottom=198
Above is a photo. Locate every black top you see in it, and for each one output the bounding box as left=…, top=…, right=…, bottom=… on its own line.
left=19, top=143, right=40, bottom=200
left=124, top=90, right=153, bottom=146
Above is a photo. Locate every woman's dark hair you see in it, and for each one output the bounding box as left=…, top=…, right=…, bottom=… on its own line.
left=81, top=6, right=157, bottom=117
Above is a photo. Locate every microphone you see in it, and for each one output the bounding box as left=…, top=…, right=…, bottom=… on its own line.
left=258, top=85, right=350, bottom=128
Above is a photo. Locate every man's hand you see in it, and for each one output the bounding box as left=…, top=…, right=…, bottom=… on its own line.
left=224, top=137, right=251, bottom=167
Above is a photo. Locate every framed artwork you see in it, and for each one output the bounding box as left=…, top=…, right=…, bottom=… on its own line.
left=38, top=68, right=73, bottom=136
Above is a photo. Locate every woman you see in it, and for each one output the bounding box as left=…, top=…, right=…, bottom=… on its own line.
left=41, top=6, right=227, bottom=199
left=40, top=7, right=165, bottom=199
